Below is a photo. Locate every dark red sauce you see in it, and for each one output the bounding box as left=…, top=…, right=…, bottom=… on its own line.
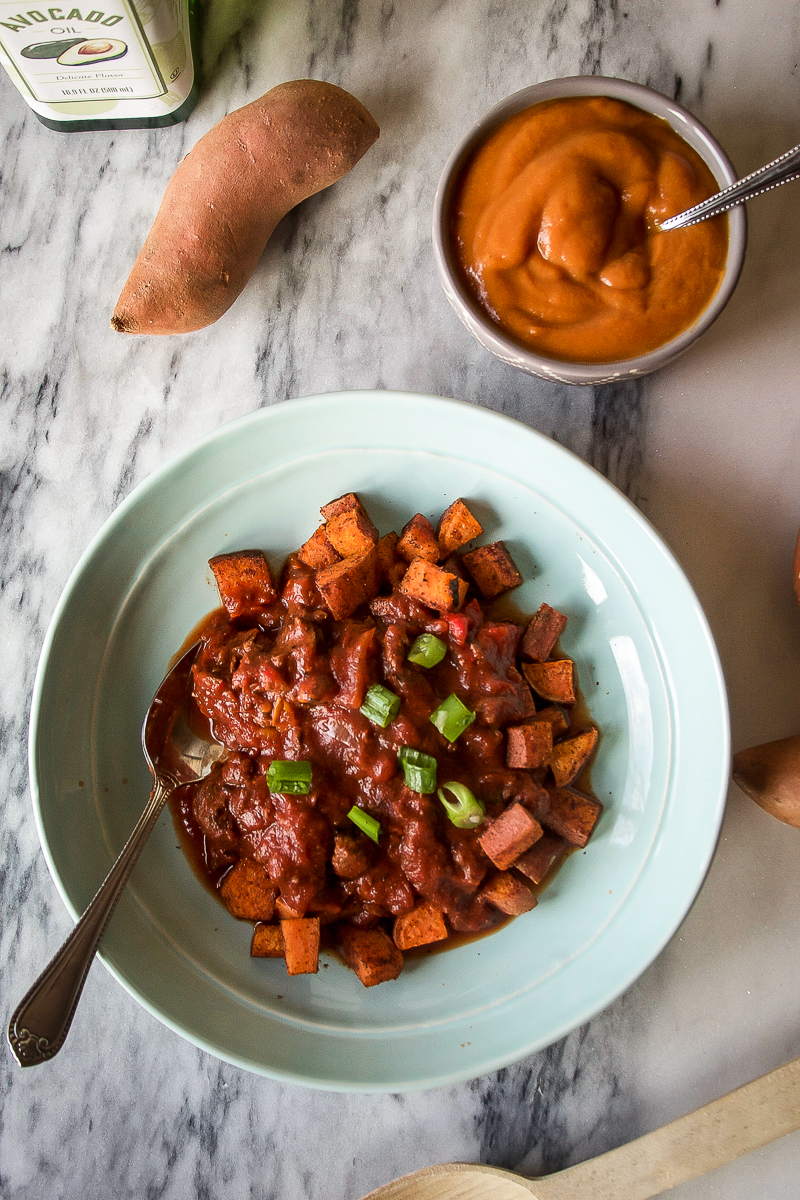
left=169, top=548, right=600, bottom=974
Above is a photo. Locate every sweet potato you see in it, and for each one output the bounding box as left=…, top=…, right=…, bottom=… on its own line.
left=251, top=924, right=285, bottom=958
left=514, top=833, right=568, bottom=885
left=315, top=547, right=381, bottom=620
left=209, top=549, right=276, bottom=619
left=540, top=786, right=602, bottom=847
left=393, top=902, right=448, bottom=950
left=732, top=733, right=800, bottom=829
left=461, top=541, right=522, bottom=599
left=339, top=926, right=403, bottom=986
left=280, top=917, right=321, bottom=975
left=437, top=499, right=483, bottom=556
left=550, top=727, right=599, bottom=787
left=400, top=559, right=468, bottom=612
left=112, top=81, right=379, bottom=335
left=320, top=493, right=362, bottom=521
left=481, top=872, right=538, bottom=915
left=521, top=603, right=568, bottom=662
left=397, top=514, right=441, bottom=564
left=325, top=506, right=379, bottom=557
left=479, top=802, right=543, bottom=870
left=298, top=526, right=340, bottom=570
left=506, top=720, right=553, bottom=769
left=522, top=660, right=576, bottom=705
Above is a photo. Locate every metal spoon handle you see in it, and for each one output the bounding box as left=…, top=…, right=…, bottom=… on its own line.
left=7, top=774, right=174, bottom=1066
left=659, top=141, right=800, bottom=230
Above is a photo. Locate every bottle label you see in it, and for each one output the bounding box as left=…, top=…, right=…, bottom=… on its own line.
left=0, top=0, right=194, bottom=122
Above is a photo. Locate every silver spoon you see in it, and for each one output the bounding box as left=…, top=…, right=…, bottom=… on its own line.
left=7, top=642, right=225, bottom=1066
left=659, top=140, right=800, bottom=230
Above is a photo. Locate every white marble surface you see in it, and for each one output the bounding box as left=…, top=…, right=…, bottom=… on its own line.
left=2, top=0, right=800, bottom=1196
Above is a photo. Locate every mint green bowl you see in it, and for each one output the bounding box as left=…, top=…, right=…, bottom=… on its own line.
left=29, top=391, right=729, bottom=1090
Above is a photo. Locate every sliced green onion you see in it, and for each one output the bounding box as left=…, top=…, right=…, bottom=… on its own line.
left=348, top=806, right=381, bottom=843
left=437, top=782, right=486, bottom=829
left=430, top=693, right=476, bottom=743
left=398, top=746, right=437, bottom=794
left=408, top=633, right=447, bottom=668
left=360, top=683, right=401, bottom=728
left=266, top=759, right=312, bottom=794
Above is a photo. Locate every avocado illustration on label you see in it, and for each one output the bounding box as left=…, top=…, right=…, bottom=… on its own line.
left=1, top=0, right=199, bottom=131
left=56, top=40, right=128, bottom=66
left=21, top=39, right=86, bottom=60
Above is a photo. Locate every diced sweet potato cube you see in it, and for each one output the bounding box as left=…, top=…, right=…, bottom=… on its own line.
left=437, top=498, right=483, bottom=556
left=399, top=559, right=468, bottom=612
left=209, top=549, right=277, bottom=619
left=316, top=547, right=381, bottom=620
left=540, top=786, right=602, bottom=847
left=506, top=720, right=553, bottom=769
left=280, top=917, right=321, bottom=975
left=377, top=531, right=407, bottom=587
left=320, top=492, right=363, bottom=521
left=251, top=924, right=285, bottom=958
left=479, top=802, right=543, bottom=870
left=531, top=706, right=571, bottom=737
left=481, top=872, right=538, bottom=915
left=461, top=541, right=522, bottom=599
left=325, top=507, right=379, bottom=557
left=521, top=604, right=568, bottom=662
left=522, top=660, right=576, bottom=705
left=393, top=902, right=448, bottom=950
left=339, top=926, right=403, bottom=987
left=220, top=859, right=278, bottom=921
left=514, top=833, right=568, bottom=885
left=397, top=514, right=441, bottom=564
left=550, top=727, right=599, bottom=787
left=298, top=526, right=341, bottom=570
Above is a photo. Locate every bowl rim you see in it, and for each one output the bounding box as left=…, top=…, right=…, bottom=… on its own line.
left=432, top=75, right=748, bottom=385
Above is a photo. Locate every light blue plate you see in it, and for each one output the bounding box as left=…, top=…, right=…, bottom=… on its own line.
left=29, top=391, right=729, bottom=1091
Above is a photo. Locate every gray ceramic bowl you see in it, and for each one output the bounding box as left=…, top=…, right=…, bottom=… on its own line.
left=432, top=76, right=747, bottom=386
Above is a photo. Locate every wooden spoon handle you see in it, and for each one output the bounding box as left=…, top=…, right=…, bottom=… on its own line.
left=360, top=1056, right=800, bottom=1200
left=532, top=1053, right=800, bottom=1199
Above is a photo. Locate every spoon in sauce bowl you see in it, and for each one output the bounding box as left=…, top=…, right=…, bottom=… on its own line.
left=659, top=140, right=800, bottom=230
left=7, top=643, right=225, bottom=1066
left=359, top=1053, right=800, bottom=1200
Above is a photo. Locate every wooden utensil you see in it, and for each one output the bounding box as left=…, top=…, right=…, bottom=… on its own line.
left=361, top=1054, right=800, bottom=1200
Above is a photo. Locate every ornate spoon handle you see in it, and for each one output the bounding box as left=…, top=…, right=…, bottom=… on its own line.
left=659, top=141, right=800, bottom=230
left=7, top=775, right=174, bottom=1066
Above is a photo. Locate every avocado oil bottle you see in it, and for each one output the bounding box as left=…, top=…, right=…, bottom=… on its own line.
left=0, top=0, right=200, bottom=130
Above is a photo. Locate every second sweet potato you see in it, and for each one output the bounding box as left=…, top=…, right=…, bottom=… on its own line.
left=732, top=733, right=800, bottom=829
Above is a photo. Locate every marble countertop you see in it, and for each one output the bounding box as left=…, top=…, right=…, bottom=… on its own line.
left=2, top=1, right=800, bottom=1196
